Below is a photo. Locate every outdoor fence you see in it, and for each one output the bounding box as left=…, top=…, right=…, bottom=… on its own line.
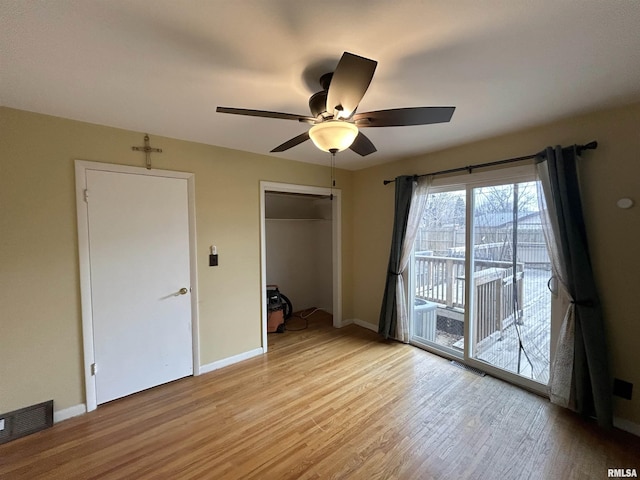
left=415, top=226, right=547, bottom=257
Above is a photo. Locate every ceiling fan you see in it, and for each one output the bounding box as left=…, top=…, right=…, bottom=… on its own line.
left=217, top=52, right=455, bottom=156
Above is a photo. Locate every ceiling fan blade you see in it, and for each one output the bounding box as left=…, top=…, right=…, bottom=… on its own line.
left=349, top=132, right=377, bottom=157
left=326, top=52, right=377, bottom=118
left=217, top=107, right=315, bottom=124
left=354, top=106, right=455, bottom=127
left=270, top=131, right=310, bottom=153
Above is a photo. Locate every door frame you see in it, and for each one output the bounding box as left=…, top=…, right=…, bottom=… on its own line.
left=259, top=181, right=342, bottom=351
left=75, top=160, right=200, bottom=412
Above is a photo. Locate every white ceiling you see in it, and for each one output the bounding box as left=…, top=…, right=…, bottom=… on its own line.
left=2, top=1, right=640, bottom=170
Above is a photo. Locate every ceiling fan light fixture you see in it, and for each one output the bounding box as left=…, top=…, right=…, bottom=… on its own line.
left=217, top=51, right=455, bottom=157
left=309, top=120, right=358, bottom=153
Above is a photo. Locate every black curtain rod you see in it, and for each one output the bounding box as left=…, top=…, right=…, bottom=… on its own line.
left=382, top=141, right=598, bottom=185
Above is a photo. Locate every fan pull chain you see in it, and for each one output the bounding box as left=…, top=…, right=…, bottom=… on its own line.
left=330, top=149, right=337, bottom=200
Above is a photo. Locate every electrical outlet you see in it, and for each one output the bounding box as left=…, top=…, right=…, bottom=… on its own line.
left=0, top=418, right=5, bottom=431
left=613, top=378, right=633, bottom=400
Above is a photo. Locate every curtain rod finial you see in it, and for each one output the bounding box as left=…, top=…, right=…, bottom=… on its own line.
left=577, top=141, right=598, bottom=154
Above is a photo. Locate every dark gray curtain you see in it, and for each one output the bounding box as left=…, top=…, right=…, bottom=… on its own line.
left=378, top=176, right=414, bottom=339
left=539, top=145, right=612, bottom=427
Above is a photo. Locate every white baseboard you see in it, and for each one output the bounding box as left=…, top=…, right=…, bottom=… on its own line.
left=199, top=347, right=264, bottom=375
left=54, top=403, right=86, bottom=423
left=335, top=318, right=353, bottom=328
left=329, top=317, right=379, bottom=332
left=353, top=319, right=378, bottom=332
left=614, top=416, right=640, bottom=437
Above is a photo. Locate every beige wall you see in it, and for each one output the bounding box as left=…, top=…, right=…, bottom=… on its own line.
left=0, top=107, right=354, bottom=414
left=351, top=102, right=640, bottom=426
left=2, top=102, right=639, bottom=428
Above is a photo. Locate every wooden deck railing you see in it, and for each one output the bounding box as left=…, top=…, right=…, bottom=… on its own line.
left=414, top=255, right=466, bottom=308
left=473, top=267, right=524, bottom=346
left=414, top=254, right=524, bottom=344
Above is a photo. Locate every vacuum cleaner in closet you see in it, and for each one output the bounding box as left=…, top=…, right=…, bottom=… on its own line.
left=266, top=285, right=292, bottom=333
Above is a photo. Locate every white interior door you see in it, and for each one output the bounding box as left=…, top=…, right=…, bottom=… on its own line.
left=86, top=169, right=193, bottom=405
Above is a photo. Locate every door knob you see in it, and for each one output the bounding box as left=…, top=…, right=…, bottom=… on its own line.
left=178, top=287, right=189, bottom=295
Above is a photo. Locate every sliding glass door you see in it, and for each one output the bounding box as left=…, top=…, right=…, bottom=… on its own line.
left=409, top=167, right=553, bottom=391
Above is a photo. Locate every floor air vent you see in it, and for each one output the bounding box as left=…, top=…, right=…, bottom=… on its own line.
left=450, top=360, right=486, bottom=377
left=0, top=400, right=53, bottom=445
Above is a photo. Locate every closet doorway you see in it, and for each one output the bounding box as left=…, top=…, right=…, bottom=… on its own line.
left=259, top=182, right=342, bottom=351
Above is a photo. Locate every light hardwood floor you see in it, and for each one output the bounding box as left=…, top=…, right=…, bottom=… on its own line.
left=1, top=312, right=638, bottom=479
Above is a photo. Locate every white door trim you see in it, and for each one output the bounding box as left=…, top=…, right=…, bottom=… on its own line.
left=259, top=181, right=342, bottom=352
left=75, top=160, right=200, bottom=412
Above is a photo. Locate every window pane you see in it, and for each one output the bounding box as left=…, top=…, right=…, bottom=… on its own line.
left=412, top=189, right=466, bottom=354
left=470, top=182, right=550, bottom=384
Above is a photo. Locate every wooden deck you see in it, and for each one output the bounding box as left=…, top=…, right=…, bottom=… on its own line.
left=472, top=268, right=550, bottom=383
left=1, top=311, right=638, bottom=479
left=436, top=267, right=551, bottom=384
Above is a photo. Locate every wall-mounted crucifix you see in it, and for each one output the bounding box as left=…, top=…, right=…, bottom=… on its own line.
left=132, top=134, right=162, bottom=170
